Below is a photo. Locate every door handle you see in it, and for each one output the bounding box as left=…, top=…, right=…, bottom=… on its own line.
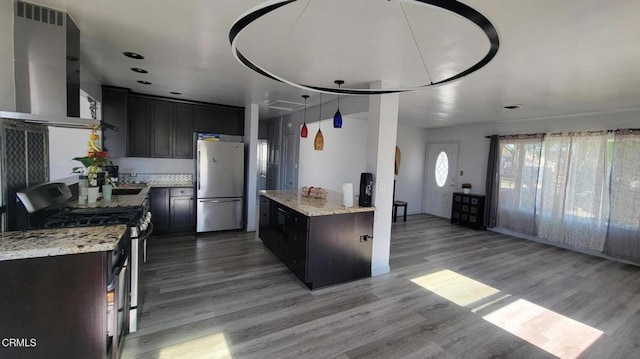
left=200, top=199, right=241, bottom=203
left=197, top=150, right=201, bottom=191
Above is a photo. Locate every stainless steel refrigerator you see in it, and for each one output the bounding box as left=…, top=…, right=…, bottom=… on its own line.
left=196, top=140, right=244, bottom=232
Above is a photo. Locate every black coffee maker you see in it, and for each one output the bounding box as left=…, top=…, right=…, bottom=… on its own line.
left=359, top=172, right=373, bottom=207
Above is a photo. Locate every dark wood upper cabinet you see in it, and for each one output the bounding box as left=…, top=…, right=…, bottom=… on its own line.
left=104, top=88, right=243, bottom=158
left=193, top=104, right=219, bottom=133
left=128, top=95, right=151, bottom=157
left=173, top=103, right=194, bottom=159
left=101, top=86, right=130, bottom=158
left=218, top=106, right=244, bottom=136
left=150, top=99, right=172, bottom=158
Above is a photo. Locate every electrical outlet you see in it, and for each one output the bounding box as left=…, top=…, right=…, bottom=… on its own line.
left=379, top=182, right=386, bottom=192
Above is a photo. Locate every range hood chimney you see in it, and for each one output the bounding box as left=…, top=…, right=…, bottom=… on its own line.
left=2, top=1, right=110, bottom=129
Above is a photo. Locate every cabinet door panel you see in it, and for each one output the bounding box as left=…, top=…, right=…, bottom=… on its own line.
left=151, top=100, right=172, bottom=158
left=218, top=107, right=244, bottom=136
left=150, top=188, right=170, bottom=232
left=170, top=197, right=194, bottom=232
left=193, top=105, right=219, bottom=133
left=173, top=103, right=194, bottom=158
left=101, top=86, right=129, bottom=158
left=128, top=96, right=150, bottom=157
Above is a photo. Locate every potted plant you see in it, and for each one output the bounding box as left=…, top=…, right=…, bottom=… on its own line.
left=72, top=129, right=112, bottom=203
left=461, top=182, right=472, bottom=194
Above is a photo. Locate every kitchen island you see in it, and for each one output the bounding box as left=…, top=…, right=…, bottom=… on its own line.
left=0, top=224, right=128, bottom=359
left=259, top=190, right=375, bottom=289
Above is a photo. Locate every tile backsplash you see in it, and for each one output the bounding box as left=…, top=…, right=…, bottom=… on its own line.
left=119, top=173, right=192, bottom=185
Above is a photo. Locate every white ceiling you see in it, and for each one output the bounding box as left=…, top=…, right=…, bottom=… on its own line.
left=29, top=0, right=640, bottom=128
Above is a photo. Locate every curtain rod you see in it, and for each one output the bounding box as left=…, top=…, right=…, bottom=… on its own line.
left=484, top=128, right=640, bottom=138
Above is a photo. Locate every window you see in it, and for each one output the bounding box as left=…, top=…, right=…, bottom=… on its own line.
left=435, top=151, right=448, bottom=187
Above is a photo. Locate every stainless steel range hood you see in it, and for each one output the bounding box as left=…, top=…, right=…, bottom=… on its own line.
left=6, top=1, right=113, bottom=130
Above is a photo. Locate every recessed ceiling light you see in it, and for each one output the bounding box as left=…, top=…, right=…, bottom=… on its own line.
left=137, top=80, right=152, bottom=85
left=170, top=91, right=182, bottom=95
left=131, top=67, right=148, bottom=74
left=503, top=104, right=522, bottom=110
left=123, top=52, right=144, bottom=60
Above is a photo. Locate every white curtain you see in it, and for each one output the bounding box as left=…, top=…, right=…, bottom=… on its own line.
left=496, top=136, right=542, bottom=235
left=604, top=130, right=640, bottom=262
left=536, top=132, right=611, bottom=251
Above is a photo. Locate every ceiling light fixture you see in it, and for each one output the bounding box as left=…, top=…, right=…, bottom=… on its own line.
left=170, top=91, right=182, bottom=95
left=503, top=104, right=522, bottom=109
left=229, top=0, right=500, bottom=95
left=333, top=80, right=344, bottom=128
left=123, top=52, right=144, bottom=60
left=314, top=93, right=324, bottom=151
left=301, top=94, right=309, bottom=138
left=131, top=67, right=148, bottom=74
left=137, top=80, right=152, bottom=85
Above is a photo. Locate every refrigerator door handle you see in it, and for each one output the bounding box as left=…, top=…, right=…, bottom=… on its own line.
left=197, top=150, right=201, bottom=191
left=199, top=199, right=242, bottom=204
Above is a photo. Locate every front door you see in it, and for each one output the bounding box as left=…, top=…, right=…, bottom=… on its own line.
left=424, top=142, right=459, bottom=218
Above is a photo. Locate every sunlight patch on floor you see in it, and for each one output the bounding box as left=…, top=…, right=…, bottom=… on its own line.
left=410, top=269, right=500, bottom=306
left=158, top=332, right=232, bottom=359
left=483, top=299, right=602, bottom=359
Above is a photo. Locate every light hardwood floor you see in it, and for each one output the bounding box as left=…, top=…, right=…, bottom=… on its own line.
left=122, top=214, right=640, bottom=359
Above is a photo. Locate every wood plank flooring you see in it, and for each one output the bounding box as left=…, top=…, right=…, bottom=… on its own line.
left=122, top=214, right=640, bottom=359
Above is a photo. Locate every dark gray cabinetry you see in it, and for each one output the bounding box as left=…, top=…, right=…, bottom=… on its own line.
left=169, top=187, right=194, bottom=232
left=259, top=195, right=373, bottom=289
left=101, top=86, right=129, bottom=158
left=103, top=88, right=242, bottom=159
left=128, top=95, right=151, bottom=157
left=150, top=187, right=170, bottom=232
left=451, top=192, right=486, bottom=229
left=150, top=187, right=194, bottom=234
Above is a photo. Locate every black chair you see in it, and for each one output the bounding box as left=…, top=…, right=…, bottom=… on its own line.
left=392, top=180, right=407, bottom=222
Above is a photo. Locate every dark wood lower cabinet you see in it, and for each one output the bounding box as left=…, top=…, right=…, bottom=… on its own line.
left=151, top=187, right=194, bottom=234
left=259, top=195, right=373, bottom=289
left=0, top=252, right=109, bottom=359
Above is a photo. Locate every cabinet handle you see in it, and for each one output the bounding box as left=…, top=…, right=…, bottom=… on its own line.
left=197, top=150, right=201, bottom=190
left=201, top=199, right=241, bottom=203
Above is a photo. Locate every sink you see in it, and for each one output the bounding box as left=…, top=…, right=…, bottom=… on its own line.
left=112, top=188, right=144, bottom=195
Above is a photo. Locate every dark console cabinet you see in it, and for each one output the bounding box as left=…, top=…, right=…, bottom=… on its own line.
left=451, top=192, right=485, bottom=229
left=259, top=195, right=373, bottom=289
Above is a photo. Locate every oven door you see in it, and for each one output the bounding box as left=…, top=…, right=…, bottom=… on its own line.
left=129, top=222, right=153, bottom=333
left=107, top=252, right=129, bottom=358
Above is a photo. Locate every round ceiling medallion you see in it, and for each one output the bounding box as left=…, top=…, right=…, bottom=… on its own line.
left=230, top=0, right=500, bottom=96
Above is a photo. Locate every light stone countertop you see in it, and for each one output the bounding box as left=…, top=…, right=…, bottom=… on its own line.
left=260, top=190, right=375, bottom=217
left=149, top=182, right=194, bottom=188
left=0, top=225, right=128, bottom=261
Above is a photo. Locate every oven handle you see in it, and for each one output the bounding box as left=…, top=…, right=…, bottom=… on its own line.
left=139, top=222, right=154, bottom=241
left=107, top=256, right=128, bottom=291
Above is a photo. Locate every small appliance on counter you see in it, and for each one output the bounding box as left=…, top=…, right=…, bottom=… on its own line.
left=359, top=172, right=373, bottom=207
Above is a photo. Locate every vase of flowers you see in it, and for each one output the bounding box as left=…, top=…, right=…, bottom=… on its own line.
left=73, top=128, right=112, bottom=202
left=461, top=183, right=472, bottom=194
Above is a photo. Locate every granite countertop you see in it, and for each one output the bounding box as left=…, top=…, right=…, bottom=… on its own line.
left=260, top=190, right=375, bottom=216
left=149, top=182, right=194, bottom=188
left=0, top=225, right=128, bottom=261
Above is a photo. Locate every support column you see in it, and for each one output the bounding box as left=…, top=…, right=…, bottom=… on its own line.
left=366, top=81, right=399, bottom=276
left=244, top=103, right=259, bottom=232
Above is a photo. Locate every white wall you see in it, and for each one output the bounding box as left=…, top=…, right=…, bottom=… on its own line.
left=112, top=158, right=194, bottom=175
left=425, top=109, right=640, bottom=195
left=395, top=125, right=427, bottom=215
left=298, top=116, right=368, bottom=193
left=0, top=0, right=15, bottom=111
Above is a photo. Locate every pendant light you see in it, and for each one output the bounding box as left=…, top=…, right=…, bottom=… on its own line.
left=300, top=94, right=309, bottom=138
left=333, top=80, right=344, bottom=128
left=314, top=93, right=324, bottom=151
